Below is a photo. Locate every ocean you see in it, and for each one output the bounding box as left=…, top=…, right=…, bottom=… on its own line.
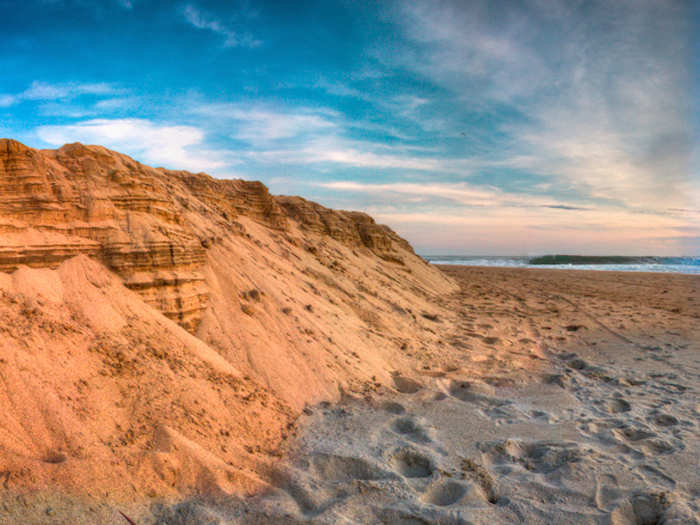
left=422, top=255, right=700, bottom=275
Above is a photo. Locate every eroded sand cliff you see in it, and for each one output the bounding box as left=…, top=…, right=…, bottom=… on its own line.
left=0, top=139, right=457, bottom=506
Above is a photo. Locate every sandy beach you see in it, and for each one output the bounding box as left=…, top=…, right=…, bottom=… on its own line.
left=1, top=263, right=698, bottom=524
left=204, top=265, right=700, bottom=525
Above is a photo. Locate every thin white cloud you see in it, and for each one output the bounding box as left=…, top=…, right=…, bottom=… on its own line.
left=317, top=180, right=592, bottom=211
left=0, top=94, right=16, bottom=107
left=93, top=97, right=138, bottom=111
left=182, top=4, right=260, bottom=48
left=22, top=81, right=118, bottom=100
left=321, top=181, right=496, bottom=206
left=187, top=101, right=458, bottom=169
left=369, top=205, right=693, bottom=255
left=246, top=137, right=452, bottom=171
left=36, top=96, right=138, bottom=118
left=311, top=175, right=696, bottom=254
left=0, top=81, right=122, bottom=108
left=188, top=102, right=339, bottom=147
left=234, top=109, right=335, bottom=144
left=37, top=103, right=96, bottom=118
left=36, top=118, right=234, bottom=172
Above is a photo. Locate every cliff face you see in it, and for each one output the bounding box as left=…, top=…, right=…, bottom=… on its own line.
left=0, top=138, right=457, bottom=502
left=0, top=139, right=208, bottom=331
left=277, top=195, right=413, bottom=261
left=0, top=140, right=419, bottom=332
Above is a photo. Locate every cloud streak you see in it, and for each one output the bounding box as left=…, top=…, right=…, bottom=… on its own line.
left=36, top=118, right=234, bottom=172
left=182, top=4, right=260, bottom=48
left=188, top=103, right=337, bottom=145
left=0, top=81, right=122, bottom=107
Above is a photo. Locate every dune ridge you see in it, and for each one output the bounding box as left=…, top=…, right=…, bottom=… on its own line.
left=0, top=139, right=457, bottom=511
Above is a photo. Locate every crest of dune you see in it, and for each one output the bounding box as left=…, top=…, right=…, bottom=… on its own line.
left=0, top=138, right=456, bottom=501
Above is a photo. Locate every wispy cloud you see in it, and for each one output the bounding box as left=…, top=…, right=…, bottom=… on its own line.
left=0, top=94, right=16, bottom=107
left=182, top=4, right=260, bottom=48
left=318, top=180, right=589, bottom=210
left=0, top=81, right=122, bottom=107
left=189, top=103, right=337, bottom=145
left=36, top=96, right=139, bottom=118
left=186, top=101, right=449, bottom=169
left=246, top=137, right=451, bottom=171
left=36, top=118, right=235, bottom=172
left=388, top=0, right=695, bottom=213
left=369, top=206, right=693, bottom=255
left=22, top=81, right=118, bottom=100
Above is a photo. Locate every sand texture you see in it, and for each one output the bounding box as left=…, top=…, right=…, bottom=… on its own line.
left=0, top=139, right=456, bottom=521
left=113, top=266, right=697, bottom=525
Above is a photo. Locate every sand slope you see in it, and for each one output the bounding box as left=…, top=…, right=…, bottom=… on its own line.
left=172, top=266, right=699, bottom=525
left=0, top=139, right=457, bottom=521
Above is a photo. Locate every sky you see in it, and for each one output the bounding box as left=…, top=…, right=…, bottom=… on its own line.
left=0, top=0, right=698, bottom=255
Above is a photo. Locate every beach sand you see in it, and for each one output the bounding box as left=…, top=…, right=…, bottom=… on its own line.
left=172, top=266, right=699, bottom=525
left=3, top=266, right=698, bottom=524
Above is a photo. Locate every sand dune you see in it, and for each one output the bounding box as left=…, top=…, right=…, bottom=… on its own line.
left=0, top=139, right=455, bottom=522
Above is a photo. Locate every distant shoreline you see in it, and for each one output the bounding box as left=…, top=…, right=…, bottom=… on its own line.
left=423, top=255, right=700, bottom=275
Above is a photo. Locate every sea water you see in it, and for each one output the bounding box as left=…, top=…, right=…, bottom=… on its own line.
left=423, top=255, right=700, bottom=275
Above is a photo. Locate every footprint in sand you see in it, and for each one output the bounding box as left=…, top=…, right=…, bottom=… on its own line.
left=529, top=409, right=556, bottom=423
left=639, top=438, right=676, bottom=456
left=309, top=453, right=393, bottom=482
left=613, top=426, right=657, bottom=443
left=444, top=379, right=523, bottom=424
left=381, top=401, right=406, bottom=415
left=648, top=412, right=678, bottom=427
left=269, top=467, right=332, bottom=516
left=428, top=391, right=448, bottom=401
left=446, top=379, right=503, bottom=406
left=481, top=439, right=586, bottom=474
left=389, top=448, right=434, bottom=478
left=543, top=372, right=576, bottom=389
left=604, top=398, right=632, bottom=414
left=637, top=465, right=676, bottom=490
left=459, top=457, right=500, bottom=504
left=567, top=357, right=589, bottom=370
left=608, top=491, right=699, bottom=525
left=391, top=417, right=432, bottom=444
left=419, top=480, right=467, bottom=506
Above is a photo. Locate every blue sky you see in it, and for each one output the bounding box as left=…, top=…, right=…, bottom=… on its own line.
left=1, top=0, right=697, bottom=255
